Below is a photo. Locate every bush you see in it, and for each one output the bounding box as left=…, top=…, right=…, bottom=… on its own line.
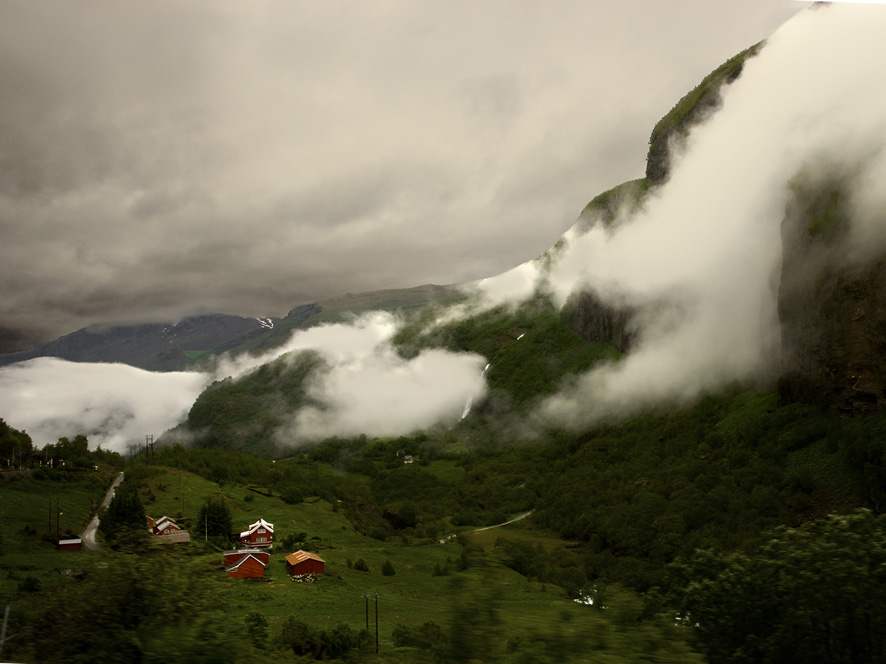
left=391, top=620, right=447, bottom=651
left=381, top=560, right=395, bottom=576
left=279, top=617, right=370, bottom=659
left=353, top=558, right=370, bottom=573
left=18, top=576, right=41, bottom=592
left=281, top=487, right=304, bottom=505
left=244, top=610, right=268, bottom=649
left=281, top=532, right=309, bottom=550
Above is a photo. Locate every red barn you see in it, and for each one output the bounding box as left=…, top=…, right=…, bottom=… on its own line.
left=240, top=518, right=274, bottom=547
left=285, top=550, right=325, bottom=576
left=224, top=548, right=270, bottom=567
left=58, top=538, right=82, bottom=551
left=225, top=551, right=268, bottom=579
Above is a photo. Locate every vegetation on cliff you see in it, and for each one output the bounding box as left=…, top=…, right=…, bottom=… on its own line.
left=646, top=42, right=763, bottom=184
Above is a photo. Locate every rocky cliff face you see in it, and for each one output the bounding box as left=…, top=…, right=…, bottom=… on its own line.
left=778, top=175, right=886, bottom=415
left=646, top=44, right=761, bottom=186
left=561, top=290, right=634, bottom=354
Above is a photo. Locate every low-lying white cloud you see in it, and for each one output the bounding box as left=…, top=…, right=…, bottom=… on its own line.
left=288, top=346, right=488, bottom=442
left=213, top=312, right=402, bottom=381
left=0, top=358, right=208, bottom=451
left=262, top=313, right=487, bottom=442
left=0, top=312, right=488, bottom=451
left=217, top=312, right=488, bottom=443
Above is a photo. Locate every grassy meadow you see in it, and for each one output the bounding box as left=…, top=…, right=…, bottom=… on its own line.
left=135, top=465, right=594, bottom=646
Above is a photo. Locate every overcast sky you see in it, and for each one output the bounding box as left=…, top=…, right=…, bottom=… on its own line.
left=0, top=1, right=804, bottom=352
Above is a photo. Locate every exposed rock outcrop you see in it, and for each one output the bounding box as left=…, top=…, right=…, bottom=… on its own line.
left=561, top=290, right=634, bottom=354
left=778, top=174, right=886, bottom=415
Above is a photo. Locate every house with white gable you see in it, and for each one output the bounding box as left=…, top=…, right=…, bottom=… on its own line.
left=240, top=518, right=274, bottom=547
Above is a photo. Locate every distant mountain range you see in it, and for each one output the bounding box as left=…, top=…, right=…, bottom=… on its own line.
left=0, top=284, right=455, bottom=372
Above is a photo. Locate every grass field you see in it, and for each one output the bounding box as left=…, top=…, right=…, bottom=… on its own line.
left=135, top=465, right=593, bottom=646
left=0, top=468, right=118, bottom=550
left=1, top=463, right=699, bottom=661
left=424, top=459, right=465, bottom=485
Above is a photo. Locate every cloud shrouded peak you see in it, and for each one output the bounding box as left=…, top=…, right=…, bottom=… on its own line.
left=0, top=1, right=801, bottom=351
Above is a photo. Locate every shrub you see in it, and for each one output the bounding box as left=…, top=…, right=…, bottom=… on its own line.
left=381, top=560, right=395, bottom=576
left=18, top=576, right=41, bottom=592
left=281, top=487, right=304, bottom=505
left=354, top=558, right=370, bottom=573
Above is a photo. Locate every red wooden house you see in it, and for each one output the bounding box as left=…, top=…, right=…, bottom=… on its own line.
left=151, top=516, right=182, bottom=536
left=285, top=550, right=325, bottom=576
left=240, top=518, right=274, bottom=547
left=225, top=550, right=269, bottom=579
left=224, top=548, right=270, bottom=567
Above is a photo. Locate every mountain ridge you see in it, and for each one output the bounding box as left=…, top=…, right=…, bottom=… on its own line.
left=0, top=284, right=456, bottom=372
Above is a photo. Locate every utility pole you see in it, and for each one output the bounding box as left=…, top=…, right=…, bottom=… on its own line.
left=0, top=604, right=10, bottom=659
left=375, top=592, right=379, bottom=654
left=363, top=594, right=369, bottom=631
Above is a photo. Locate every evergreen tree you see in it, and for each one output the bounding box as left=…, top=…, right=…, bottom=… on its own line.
left=197, top=495, right=233, bottom=543
left=99, top=483, right=147, bottom=549
left=0, top=418, right=33, bottom=466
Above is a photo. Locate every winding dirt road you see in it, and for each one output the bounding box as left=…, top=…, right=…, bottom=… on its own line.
left=81, top=471, right=124, bottom=551
left=439, top=510, right=534, bottom=543
left=469, top=510, right=533, bottom=532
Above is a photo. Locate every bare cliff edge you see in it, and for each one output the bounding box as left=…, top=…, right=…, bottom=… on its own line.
left=778, top=173, right=886, bottom=415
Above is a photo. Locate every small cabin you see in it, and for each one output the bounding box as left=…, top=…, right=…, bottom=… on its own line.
left=225, top=551, right=268, bottom=579
left=58, top=538, right=82, bottom=551
left=240, top=518, right=274, bottom=548
left=224, top=548, right=270, bottom=568
left=147, top=515, right=189, bottom=542
left=285, top=550, right=325, bottom=576
left=151, top=516, right=182, bottom=536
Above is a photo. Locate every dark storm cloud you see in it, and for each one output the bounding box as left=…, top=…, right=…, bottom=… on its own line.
left=0, top=1, right=802, bottom=351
